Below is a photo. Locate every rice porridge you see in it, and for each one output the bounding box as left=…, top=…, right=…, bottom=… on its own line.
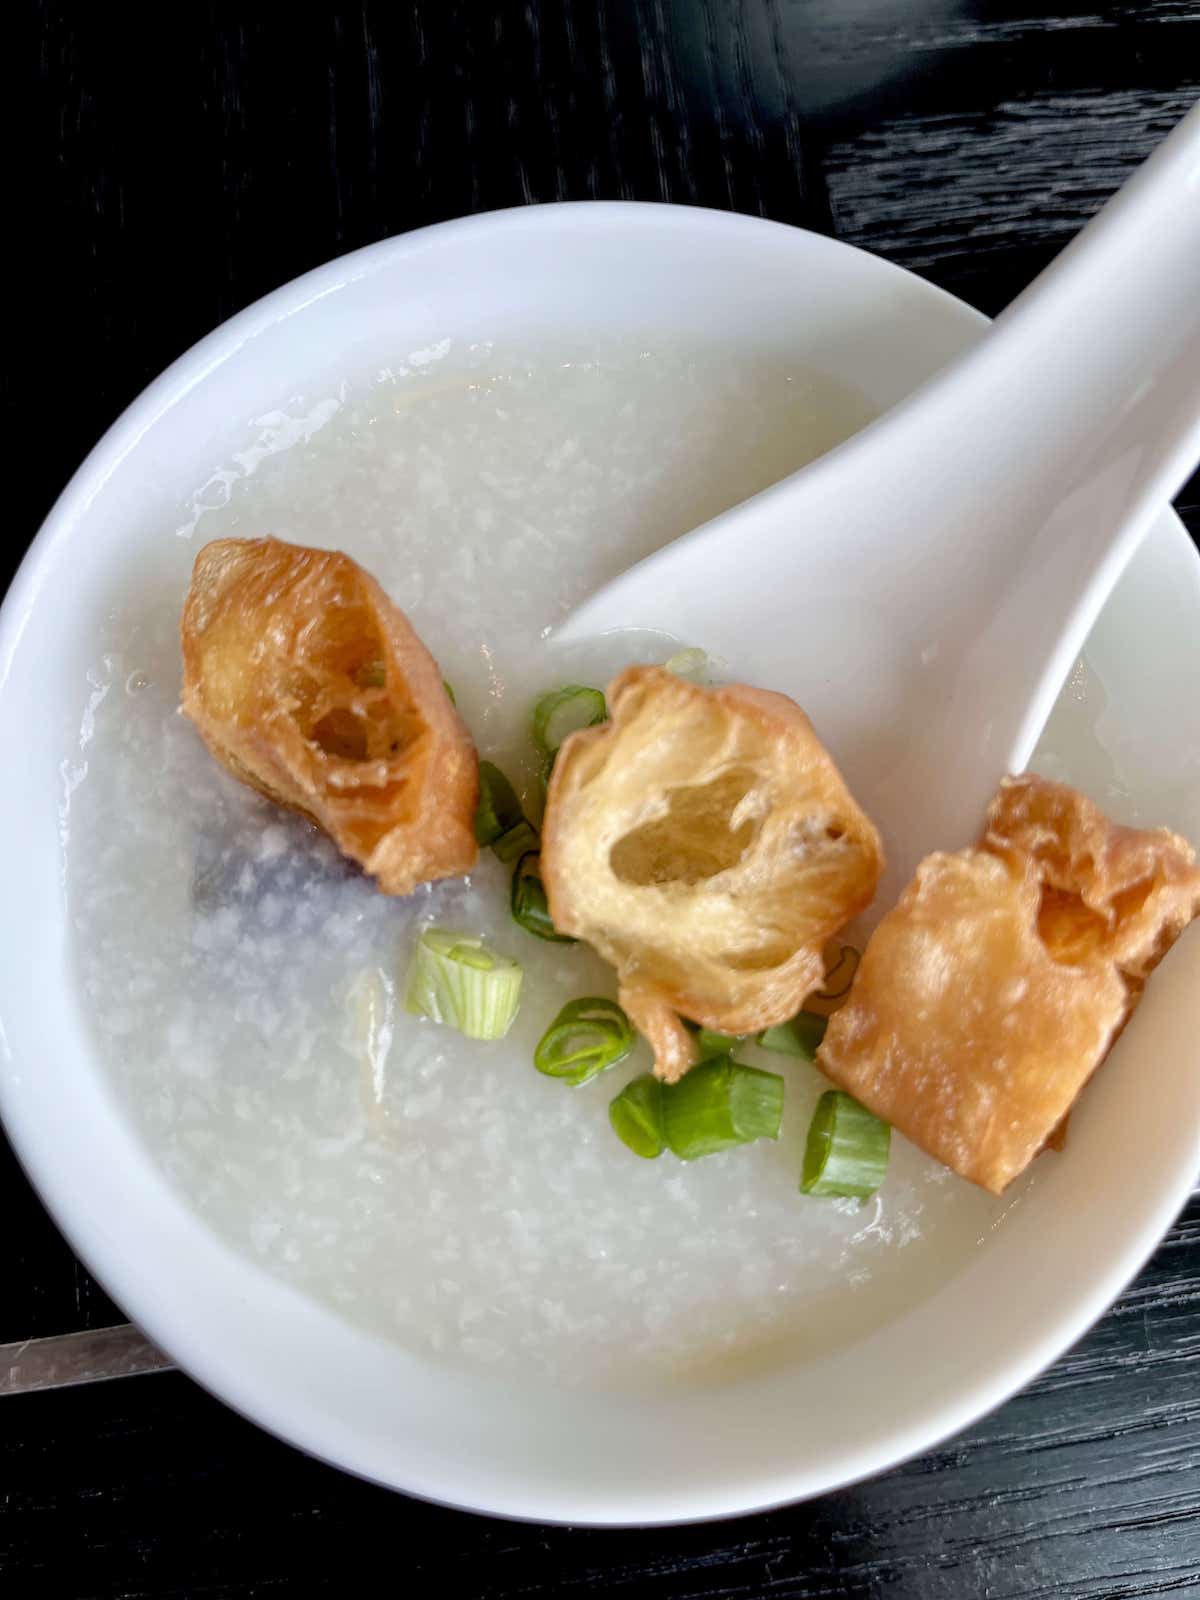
left=64, top=339, right=1049, bottom=1386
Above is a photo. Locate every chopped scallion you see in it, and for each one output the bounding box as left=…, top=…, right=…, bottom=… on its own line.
left=758, top=1011, right=827, bottom=1060
left=357, top=660, right=386, bottom=688
left=531, top=685, right=607, bottom=756
left=344, top=966, right=395, bottom=1117
left=494, top=818, right=539, bottom=864
left=404, top=928, right=523, bottom=1040
left=662, top=1058, right=784, bottom=1161
left=535, top=996, right=634, bottom=1086
left=728, top=1064, right=786, bottom=1141
left=609, top=1073, right=666, bottom=1159
left=511, top=852, right=574, bottom=942
left=801, top=1090, right=890, bottom=1198
left=443, top=679, right=457, bottom=706
left=689, top=1024, right=744, bottom=1056
left=474, top=761, right=525, bottom=847
left=663, top=647, right=709, bottom=682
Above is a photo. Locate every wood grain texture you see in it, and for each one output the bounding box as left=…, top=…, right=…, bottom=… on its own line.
left=7, top=1, right=1200, bottom=1593
left=4, top=1203, right=1200, bottom=1600
left=824, top=88, right=1200, bottom=305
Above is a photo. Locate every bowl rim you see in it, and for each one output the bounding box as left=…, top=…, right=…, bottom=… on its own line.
left=2, top=199, right=1199, bottom=1526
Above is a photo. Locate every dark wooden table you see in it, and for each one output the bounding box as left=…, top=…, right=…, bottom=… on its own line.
left=8, top=5, right=1200, bottom=1595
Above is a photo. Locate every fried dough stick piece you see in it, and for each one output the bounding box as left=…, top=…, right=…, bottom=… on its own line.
left=181, top=537, right=478, bottom=895
left=818, top=775, right=1200, bottom=1193
left=542, top=666, right=884, bottom=1081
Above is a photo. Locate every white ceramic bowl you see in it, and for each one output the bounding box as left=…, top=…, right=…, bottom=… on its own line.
left=2, top=204, right=1199, bottom=1524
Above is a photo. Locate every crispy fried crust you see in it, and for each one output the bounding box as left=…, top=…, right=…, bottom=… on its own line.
left=180, top=537, right=478, bottom=895
left=818, top=775, right=1200, bottom=1193
left=541, top=666, right=884, bottom=1080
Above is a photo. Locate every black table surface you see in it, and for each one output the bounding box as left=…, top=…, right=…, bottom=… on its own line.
left=9, top=5, right=1200, bottom=1596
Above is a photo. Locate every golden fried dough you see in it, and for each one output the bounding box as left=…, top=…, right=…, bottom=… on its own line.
left=541, top=666, right=884, bottom=1081
left=818, top=775, right=1200, bottom=1193
left=181, top=537, right=478, bottom=895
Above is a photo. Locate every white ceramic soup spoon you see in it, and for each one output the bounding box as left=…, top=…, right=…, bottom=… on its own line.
left=556, top=105, right=1200, bottom=909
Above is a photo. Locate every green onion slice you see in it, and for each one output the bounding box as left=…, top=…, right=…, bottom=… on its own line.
left=357, top=660, right=387, bottom=688
left=474, top=761, right=525, bottom=847
left=662, top=1058, right=784, bottom=1161
left=663, top=647, right=709, bottom=682
left=494, top=818, right=539, bottom=864
left=443, top=679, right=457, bottom=706
left=758, top=1011, right=828, bottom=1060
left=511, top=852, right=575, bottom=942
left=535, top=996, right=634, bottom=1086
left=531, top=685, right=607, bottom=756
left=609, top=1073, right=666, bottom=1159
left=345, top=966, right=396, bottom=1116
left=688, top=1025, right=744, bottom=1057
left=404, top=928, right=523, bottom=1040
left=801, top=1090, right=890, bottom=1198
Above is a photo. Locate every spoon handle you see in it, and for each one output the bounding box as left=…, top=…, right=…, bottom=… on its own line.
left=879, top=101, right=1200, bottom=775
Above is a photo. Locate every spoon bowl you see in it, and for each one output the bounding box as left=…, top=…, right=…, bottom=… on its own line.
left=557, top=106, right=1200, bottom=907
